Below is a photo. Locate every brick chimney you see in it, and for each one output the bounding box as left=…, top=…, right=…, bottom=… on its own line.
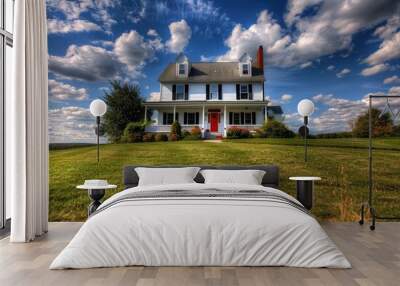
left=256, top=45, right=264, bottom=71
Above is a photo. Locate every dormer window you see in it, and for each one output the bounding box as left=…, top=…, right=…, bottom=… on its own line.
left=242, top=64, right=249, bottom=75
left=178, top=63, right=186, bottom=76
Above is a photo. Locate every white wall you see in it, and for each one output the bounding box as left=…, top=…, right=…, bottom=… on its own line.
left=160, top=84, right=172, bottom=101
left=189, top=83, right=206, bottom=101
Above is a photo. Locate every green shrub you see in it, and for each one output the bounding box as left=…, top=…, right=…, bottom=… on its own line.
left=182, top=130, right=191, bottom=138
left=142, top=133, right=154, bottom=142
left=123, top=121, right=147, bottom=142
left=262, top=120, right=295, bottom=138
left=170, top=121, right=182, bottom=139
left=154, top=133, right=168, bottom=142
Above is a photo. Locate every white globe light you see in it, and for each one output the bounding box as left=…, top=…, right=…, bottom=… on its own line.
left=297, top=99, right=315, bottom=117
left=90, top=99, right=107, bottom=117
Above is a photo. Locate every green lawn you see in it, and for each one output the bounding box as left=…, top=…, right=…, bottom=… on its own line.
left=49, top=138, right=400, bottom=222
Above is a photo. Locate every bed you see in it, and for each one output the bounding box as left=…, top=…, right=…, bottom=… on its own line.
left=50, top=165, right=351, bottom=269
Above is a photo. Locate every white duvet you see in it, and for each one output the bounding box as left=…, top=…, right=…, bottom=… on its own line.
left=50, top=183, right=351, bottom=269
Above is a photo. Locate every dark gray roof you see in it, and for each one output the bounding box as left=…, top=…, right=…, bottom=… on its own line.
left=159, top=62, right=264, bottom=83
left=268, top=106, right=283, bottom=114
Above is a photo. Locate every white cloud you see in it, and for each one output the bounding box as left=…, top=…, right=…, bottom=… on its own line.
left=47, top=19, right=101, bottom=34
left=200, top=55, right=216, bottom=62
left=49, top=28, right=162, bottom=81
left=48, top=106, right=99, bottom=143
left=300, top=61, right=312, bottom=69
left=113, top=30, right=157, bottom=74
left=336, top=68, right=351, bottom=78
left=389, top=86, right=400, bottom=95
left=47, top=0, right=119, bottom=34
left=384, top=75, right=400, bottom=84
left=147, top=29, right=159, bottom=37
left=327, top=65, right=335, bottom=71
left=48, top=79, right=88, bottom=101
left=361, top=63, right=389, bottom=76
left=365, top=32, right=400, bottom=66
left=166, top=19, right=192, bottom=53
left=48, top=45, right=120, bottom=82
left=281, top=94, right=293, bottom=103
left=217, top=1, right=400, bottom=67
left=284, top=0, right=323, bottom=26
left=311, top=94, right=366, bottom=133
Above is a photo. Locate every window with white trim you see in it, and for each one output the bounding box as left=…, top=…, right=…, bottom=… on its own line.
left=162, top=113, right=175, bottom=125
left=240, top=84, right=249, bottom=99
left=176, top=84, right=184, bottom=100
left=229, top=112, right=256, bottom=125
left=184, top=112, right=199, bottom=125
left=242, top=63, right=249, bottom=75
left=1, top=0, right=15, bottom=229
left=178, top=63, right=186, bottom=76
left=210, top=84, right=218, bottom=100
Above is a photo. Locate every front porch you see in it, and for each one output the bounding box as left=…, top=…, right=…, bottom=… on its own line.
left=144, top=101, right=268, bottom=137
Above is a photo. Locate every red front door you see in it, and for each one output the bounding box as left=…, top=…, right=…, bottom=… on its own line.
left=210, top=113, right=219, bottom=132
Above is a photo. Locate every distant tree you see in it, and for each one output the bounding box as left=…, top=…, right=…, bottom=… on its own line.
left=262, top=120, right=295, bottom=138
left=102, top=81, right=146, bottom=142
left=352, top=108, right=393, bottom=137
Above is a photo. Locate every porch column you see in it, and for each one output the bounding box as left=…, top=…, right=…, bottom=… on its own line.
left=144, top=105, right=147, bottom=121
left=173, top=105, right=176, bottom=122
left=264, top=105, right=268, bottom=122
left=224, top=104, right=227, bottom=137
left=202, top=104, right=205, bottom=136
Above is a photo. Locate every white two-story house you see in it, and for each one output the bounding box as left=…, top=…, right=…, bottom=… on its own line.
left=144, top=46, right=283, bottom=137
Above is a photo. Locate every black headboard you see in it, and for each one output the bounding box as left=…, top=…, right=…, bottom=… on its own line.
left=123, top=165, right=280, bottom=189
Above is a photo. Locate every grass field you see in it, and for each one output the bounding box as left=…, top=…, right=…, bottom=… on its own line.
left=49, top=138, right=400, bottom=221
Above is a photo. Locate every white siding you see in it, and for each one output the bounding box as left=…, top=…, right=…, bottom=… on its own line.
left=161, top=84, right=172, bottom=101
left=189, top=83, right=206, bottom=101
left=221, top=84, right=237, bottom=101
left=252, top=83, right=263, bottom=101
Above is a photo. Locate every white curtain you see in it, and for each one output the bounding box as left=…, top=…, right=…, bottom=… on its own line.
left=8, top=0, right=49, bottom=242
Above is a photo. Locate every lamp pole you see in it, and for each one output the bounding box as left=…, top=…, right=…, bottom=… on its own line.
left=96, top=116, right=100, bottom=163
left=304, top=116, right=308, bottom=162
left=90, top=99, right=107, bottom=164
left=297, top=99, right=314, bottom=163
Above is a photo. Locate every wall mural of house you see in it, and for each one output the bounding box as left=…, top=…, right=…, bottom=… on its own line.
left=144, top=46, right=283, bottom=138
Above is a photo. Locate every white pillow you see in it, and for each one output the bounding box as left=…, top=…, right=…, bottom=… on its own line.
left=200, top=169, right=266, bottom=185
left=135, top=167, right=201, bottom=186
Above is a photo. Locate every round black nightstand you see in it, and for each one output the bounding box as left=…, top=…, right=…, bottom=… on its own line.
left=77, top=182, right=117, bottom=216
left=289, top=177, right=321, bottom=210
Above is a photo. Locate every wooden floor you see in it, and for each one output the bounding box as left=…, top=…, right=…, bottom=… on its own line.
left=0, top=222, right=399, bottom=286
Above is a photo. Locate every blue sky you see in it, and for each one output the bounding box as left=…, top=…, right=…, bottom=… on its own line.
left=46, top=0, right=400, bottom=142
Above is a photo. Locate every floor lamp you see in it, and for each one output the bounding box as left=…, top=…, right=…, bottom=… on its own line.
left=297, top=99, right=315, bottom=162
left=89, top=99, right=107, bottom=163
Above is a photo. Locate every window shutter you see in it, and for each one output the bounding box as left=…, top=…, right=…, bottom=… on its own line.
left=218, top=84, right=222, bottom=100
left=229, top=112, right=233, bottom=125
left=236, top=84, right=240, bottom=100
left=184, top=112, right=188, bottom=124
left=240, top=112, right=245, bottom=124
left=172, top=84, right=176, bottom=100
left=252, top=112, right=256, bottom=124
left=195, top=112, right=199, bottom=124
left=175, top=112, right=179, bottom=122
left=248, top=84, right=253, bottom=100
left=184, top=84, right=189, bottom=100
left=206, top=84, right=210, bottom=100
left=163, top=113, right=167, bottom=125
